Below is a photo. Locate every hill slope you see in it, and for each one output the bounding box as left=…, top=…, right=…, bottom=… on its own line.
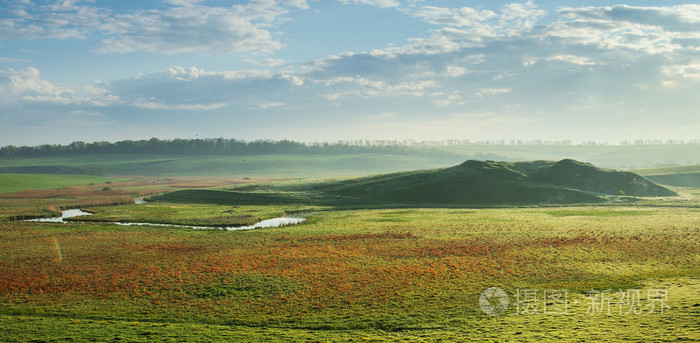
left=152, top=159, right=676, bottom=207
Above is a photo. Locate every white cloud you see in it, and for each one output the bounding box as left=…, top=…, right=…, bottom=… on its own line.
left=320, top=76, right=437, bottom=100
left=98, top=2, right=287, bottom=54
left=475, top=88, right=511, bottom=99
left=0, top=67, right=83, bottom=104
left=551, top=5, right=700, bottom=55
left=0, top=0, right=115, bottom=40
left=662, top=62, right=700, bottom=81
left=0, top=57, right=31, bottom=63
left=245, top=58, right=287, bottom=67
left=408, top=1, right=545, bottom=45
left=432, top=91, right=463, bottom=107
left=338, top=0, right=400, bottom=9
left=133, top=99, right=227, bottom=110
left=445, top=65, right=468, bottom=77
left=258, top=101, right=285, bottom=109
left=558, top=5, right=700, bottom=32
left=107, top=65, right=305, bottom=110
left=411, top=6, right=497, bottom=27
left=499, top=0, right=546, bottom=34
left=0, top=1, right=304, bottom=55
left=163, top=0, right=205, bottom=6
left=661, top=80, right=676, bottom=88
left=545, top=55, right=597, bottom=66
left=282, top=0, right=310, bottom=10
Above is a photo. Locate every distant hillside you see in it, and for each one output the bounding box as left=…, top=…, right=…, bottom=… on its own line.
left=632, top=164, right=700, bottom=188
left=645, top=172, right=700, bottom=188
left=152, top=159, right=676, bottom=207
left=633, top=164, right=700, bottom=176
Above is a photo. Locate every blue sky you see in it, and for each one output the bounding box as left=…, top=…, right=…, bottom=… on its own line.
left=1, top=0, right=700, bottom=145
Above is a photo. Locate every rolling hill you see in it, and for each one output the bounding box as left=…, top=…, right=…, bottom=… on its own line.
left=151, top=159, right=676, bottom=207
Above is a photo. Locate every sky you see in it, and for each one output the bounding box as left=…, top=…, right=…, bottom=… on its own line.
left=1, top=0, right=700, bottom=146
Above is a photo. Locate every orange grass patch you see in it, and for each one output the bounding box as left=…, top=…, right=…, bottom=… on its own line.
left=0, top=218, right=697, bottom=326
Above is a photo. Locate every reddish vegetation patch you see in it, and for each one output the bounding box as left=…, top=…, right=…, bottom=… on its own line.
left=290, top=231, right=417, bottom=242
left=0, top=221, right=696, bottom=323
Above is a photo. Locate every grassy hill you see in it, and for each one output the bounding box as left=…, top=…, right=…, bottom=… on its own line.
left=152, top=159, right=676, bottom=207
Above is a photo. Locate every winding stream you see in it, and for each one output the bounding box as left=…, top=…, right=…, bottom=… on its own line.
left=112, top=216, right=306, bottom=231
left=26, top=209, right=94, bottom=223
left=26, top=205, right=306, bottom=231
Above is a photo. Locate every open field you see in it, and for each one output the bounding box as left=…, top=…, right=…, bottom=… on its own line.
left=0, top=164, right=698, bottom=341
left=1, top=277, right=698, bottom=342
left=1, top=205, right=699, bottom=341
left=0, top=174, right=262, bottom=221
left=0, top=174, right=120, bottom=194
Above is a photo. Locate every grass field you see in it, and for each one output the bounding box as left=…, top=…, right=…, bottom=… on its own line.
left=0, top=174, right=119, bottom=194
left=0, top=174, right=252, bottom=221
left=1, top=206, right=698, bottom=341
left=0, top=166, right=698, bottom=341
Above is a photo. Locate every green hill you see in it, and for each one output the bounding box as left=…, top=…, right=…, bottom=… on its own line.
left=519, top=159, right=676, bottom=196
left=152, top=159, right=676, bottom=207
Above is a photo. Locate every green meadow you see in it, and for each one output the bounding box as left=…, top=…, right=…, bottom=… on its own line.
left=1, top=207, right=698, bottom=341
left=0, top=159, right=698, bottom=341
left=0, top=174, right=119, bottom=194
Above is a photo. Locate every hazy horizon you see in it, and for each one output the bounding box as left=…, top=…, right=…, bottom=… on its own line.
left=2, top=1, right=700, bottom=146
left=2, top=136, right=700, bottom=148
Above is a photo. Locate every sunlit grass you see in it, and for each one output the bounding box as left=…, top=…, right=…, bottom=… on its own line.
left=1, top=206, right=698, bottom=341
left=0, top=174, right=120, bottom=194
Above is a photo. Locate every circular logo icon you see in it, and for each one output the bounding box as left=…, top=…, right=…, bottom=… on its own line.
left=479, top=287, right=509, bottom=316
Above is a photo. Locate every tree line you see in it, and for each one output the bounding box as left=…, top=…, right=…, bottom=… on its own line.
left=0, top=138, right=412, bottom=157
left=2, top=137, right=698, bottom=157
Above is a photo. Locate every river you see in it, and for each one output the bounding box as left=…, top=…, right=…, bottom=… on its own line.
left=26, top=206, right=306, bottom=231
